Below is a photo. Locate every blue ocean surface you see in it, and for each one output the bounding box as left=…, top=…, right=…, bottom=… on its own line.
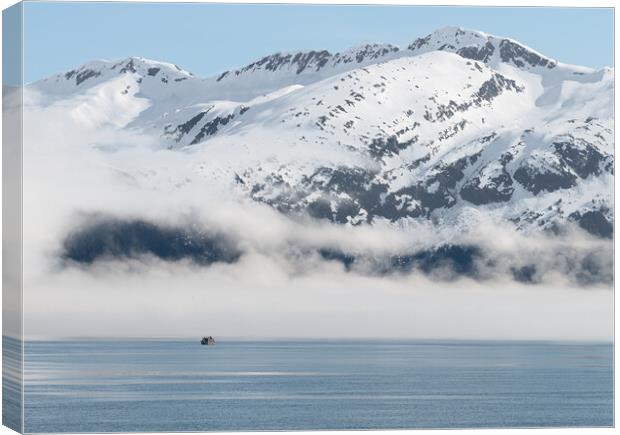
left=20, top=339, right=612, bottom=432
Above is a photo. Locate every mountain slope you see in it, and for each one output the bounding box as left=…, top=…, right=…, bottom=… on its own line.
left=24, top=27, right=614, bottom=243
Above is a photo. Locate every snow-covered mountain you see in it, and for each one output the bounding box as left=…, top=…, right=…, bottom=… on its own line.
left=25, top=26, right=614, bottom=248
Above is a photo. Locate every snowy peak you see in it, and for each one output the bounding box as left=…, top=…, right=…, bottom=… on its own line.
left=23, top=27, right=613, bottom=242
left=209, top=27, right=590, bottom=100
left=107, top=56, right=194, bottom=79
left=215, top=26, right=564, bottom=85
left=31, top=27, right=603, bottom=105
left=408, top=26, right=558, bottom=71
left=31, top=56, right=195, bottom=96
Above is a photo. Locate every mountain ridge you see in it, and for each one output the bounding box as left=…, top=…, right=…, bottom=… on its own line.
left=32, top=26, right=604, bottom=92
left=24, top=27, right=614, bottom=246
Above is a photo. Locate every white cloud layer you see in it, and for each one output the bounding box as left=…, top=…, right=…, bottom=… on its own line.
left=18, top=87, right=613, bottom=341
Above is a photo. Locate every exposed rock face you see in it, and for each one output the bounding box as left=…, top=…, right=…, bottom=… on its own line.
left=457, top=41, right=495, bottom=63
left=62, top=218, right=242, bottom=265
left=513, top=153, right=578, bottom=195
left=64, top=68, right=102, bottom=86
left=475, top=73, right=523, bottom=102
left=498, top=39, right=556, bottom=69
left=164, top=109, right=211, bottom=142
left=163, top=106, right=250, bottom=145
left=313, top=241, right=611, bottom=284
left=553, top=139, right=606, bottom=178
left=408, top=27, right=558, bottom=70
left=569, top=208, right=613, bottom=239
left=460, top=160, right=514, bottom=205
left=243, top=114, right=612, bottom=238
left=238, top=50, right=332, bottom=75
left=190, top=113, right=236, bottom=145
left=217, top=43, right=401, bottom=79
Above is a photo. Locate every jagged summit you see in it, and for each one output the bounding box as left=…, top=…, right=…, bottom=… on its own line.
left=115, top=56, right=194, bottom=76
left=53, top=56, right=192, bottom=81
left=215, top=49, right=332, bottom=80
left=31, top=56, right=196, bottom=96
left=32, top=26, right=598, bottom=98
left=408, top=26, right=559, bottom=70
left=214, top=42, right=402, bottom=83
left=334, top=42, right=400, bottom=63
left=213, top=26, right=568, bottom=84
left=198, top=27, right=593, bottom=99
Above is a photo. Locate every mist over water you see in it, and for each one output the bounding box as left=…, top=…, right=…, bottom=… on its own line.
left=20, top=163, right=613, bottom=340
left=21, top=172, right=612, bottom=341
left=19, top=48, right=613, bottom=341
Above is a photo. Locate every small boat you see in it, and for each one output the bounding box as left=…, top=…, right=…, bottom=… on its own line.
left=200, top=336, right=215, bottom=345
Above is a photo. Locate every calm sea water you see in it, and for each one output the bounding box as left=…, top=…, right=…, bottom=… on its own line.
left=19, top=339, right=613, bottom=432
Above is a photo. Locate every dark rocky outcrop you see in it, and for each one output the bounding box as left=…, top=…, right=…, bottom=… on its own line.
left=190, top=113, right=235, bottom=145
left=553, top=139, right=606, bottom=179
left=235, top=51, right=332, bottom=76
left=498, top=39, right=556, bottom=69
left=390, top=244, right=482, bottom=278
left=460, top=171, right=514, bottom=205
left=119, top=59, right=138, bottom=74
left=457, top=42, right=495, bottom=62
left=62, top=218, right=241, bottom=265
left=165, top=110, right=210, bottom=142
left=315, top=244, right=482, bottom=279
left=75, top=69, right=101, bottom=86
left=318, top=248, right=356, bottom=270
left=460, top=157, right=514, bottom=205
left=569, top=208, right=613, bottom=239
left=475, top=73, right=523, bottom=103
left=368, top=135, right=416, bottom=160
left=514, top=158, right=577, bottom=194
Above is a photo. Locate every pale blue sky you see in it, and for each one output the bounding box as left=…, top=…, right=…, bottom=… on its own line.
left=20, top=2, right=614, bottom=84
